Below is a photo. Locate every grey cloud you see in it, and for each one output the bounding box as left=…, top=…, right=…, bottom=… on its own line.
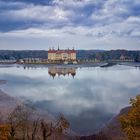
left=0, top=0, right=140, bottom=49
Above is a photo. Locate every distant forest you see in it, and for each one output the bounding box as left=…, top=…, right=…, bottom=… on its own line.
left=0, top=50, right=140, bottom=62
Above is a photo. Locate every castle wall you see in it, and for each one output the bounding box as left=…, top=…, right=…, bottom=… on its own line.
left=48, top=50, right=76, bottom=61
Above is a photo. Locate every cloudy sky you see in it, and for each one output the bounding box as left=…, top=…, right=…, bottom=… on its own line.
left=0, top=0, right=140, bottom=50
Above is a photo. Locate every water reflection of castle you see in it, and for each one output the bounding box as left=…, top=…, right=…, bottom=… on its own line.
left=48, top=67, right=76, bottom=78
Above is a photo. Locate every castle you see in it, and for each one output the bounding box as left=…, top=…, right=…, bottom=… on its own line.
left=48, top=48, right=76, bottom=61
left=48, top=67, right=76, bottom=78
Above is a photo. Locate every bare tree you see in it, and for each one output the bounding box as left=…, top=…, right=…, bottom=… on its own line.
left=55, top=114, right=70, bottom=134
left=40, top=114, right=70, bottom=140
left=54, top=114, right=70, bottom=140
left=7, top=104, right=33, bottom=140
left=7, top=105, right=70, bottom=140
left=27, top=118, right=40, bottom=140
left=7, top=106, right=20, bottom=140
left=40, top=120, right=53, bottom=140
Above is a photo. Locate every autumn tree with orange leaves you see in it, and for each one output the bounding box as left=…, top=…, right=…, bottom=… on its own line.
left=119, top=95, right=140, bottom=140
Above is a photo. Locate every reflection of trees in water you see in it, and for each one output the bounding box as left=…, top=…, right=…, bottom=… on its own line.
left=23, top=66, right=38, bottom=69
left=48, top=67, right=76, bottom=78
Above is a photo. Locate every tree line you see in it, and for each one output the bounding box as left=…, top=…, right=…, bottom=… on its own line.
left=0, top=50, right=140, bottom=62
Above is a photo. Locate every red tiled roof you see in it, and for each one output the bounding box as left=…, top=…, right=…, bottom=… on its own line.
left=48, top=49, right=76, bottom=53
left=48, top=50, right=57, bottom=53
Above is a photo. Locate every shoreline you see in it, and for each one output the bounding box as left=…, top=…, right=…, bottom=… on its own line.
left=0, top=61, right=140, bottom=68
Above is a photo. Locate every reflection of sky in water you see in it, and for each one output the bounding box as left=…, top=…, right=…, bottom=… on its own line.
left=0, top=65, right=140, bottom=134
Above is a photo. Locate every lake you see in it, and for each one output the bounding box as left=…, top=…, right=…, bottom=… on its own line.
left=0, top=64, right=140, bottom=135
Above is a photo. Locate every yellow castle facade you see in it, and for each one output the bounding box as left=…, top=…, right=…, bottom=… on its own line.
left=48, top=48, right=76, bottom=61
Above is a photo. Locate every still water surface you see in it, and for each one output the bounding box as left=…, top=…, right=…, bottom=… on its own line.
left=0, top=64, right=140, bottom=134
